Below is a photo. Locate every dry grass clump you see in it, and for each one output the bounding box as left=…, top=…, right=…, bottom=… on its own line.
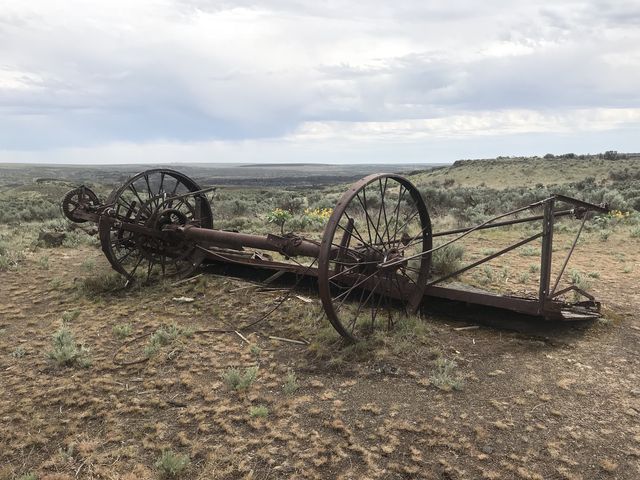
left=76, top=272, right=126, bottom=295
left=0, top=241, right=25, bottom=271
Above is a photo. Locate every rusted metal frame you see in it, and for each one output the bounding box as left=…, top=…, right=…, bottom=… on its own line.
left=423, top=285, right=560, bottom=317
left=198, top=247, right=577, bottom=322
left=381, top=194, right=606, bottom=271
left=432, top=209, right=574, bottom=237
left=553, top=194, right=608, bottom=213
left=550, top=215, right=588, bottom=296
left=426, top=232, right=544, bottom=287
left=550, top=285, right=595, bottom=301
left=538, top=198, right=555, bottom=314
left=196, top=247, right=571, bottom=320
left=193, top=245, right=575, bottom=320
left=379, top=201, right=545, bottom=270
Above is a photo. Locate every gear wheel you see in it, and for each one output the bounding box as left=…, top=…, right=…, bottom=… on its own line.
left=62, top=187, right=100, bottom=223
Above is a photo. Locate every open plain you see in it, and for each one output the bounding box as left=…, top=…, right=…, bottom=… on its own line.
left=1, top=157, right=640, bottom=479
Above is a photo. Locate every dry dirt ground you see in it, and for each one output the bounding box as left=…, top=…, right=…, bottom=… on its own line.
left=1, top=228, right=640, bottom=480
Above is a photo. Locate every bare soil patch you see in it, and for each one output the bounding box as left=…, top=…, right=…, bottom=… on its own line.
left=1, top=237, right=639, bottom=479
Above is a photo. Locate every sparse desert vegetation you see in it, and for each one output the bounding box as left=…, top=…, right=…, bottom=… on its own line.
left=1, top=157, right=640, bottom=478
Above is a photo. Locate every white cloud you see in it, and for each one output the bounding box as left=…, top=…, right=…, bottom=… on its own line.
left=0, top=0, right=638, bottom=162
left=292, top=108, right=640, bottom=140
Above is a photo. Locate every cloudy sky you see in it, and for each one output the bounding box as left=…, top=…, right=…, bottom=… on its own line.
left=1, top=0, right=639, bottom=164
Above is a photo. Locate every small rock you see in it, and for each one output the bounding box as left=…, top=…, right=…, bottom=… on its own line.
left=481, top=445, right=493, bottom=454
left=488, top=370, right=505, bottom=377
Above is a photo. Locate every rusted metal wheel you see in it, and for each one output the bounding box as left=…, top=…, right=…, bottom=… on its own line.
left=318, top=174, right=432, bottom=342
left=99, top=169, right=213, bottom=283
left=62, top=186, right=100, bottom=223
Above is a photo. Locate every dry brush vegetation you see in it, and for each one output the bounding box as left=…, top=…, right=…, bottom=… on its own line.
left=1, top=156, right=640, bottom=479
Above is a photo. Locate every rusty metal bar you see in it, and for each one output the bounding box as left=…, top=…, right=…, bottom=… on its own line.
left=550, top=285, right=595, bottom=301
left=538, top=198, right=555, bottom=312
left=177, top=224, right=322, bottom=258
left=424, top=285, right=559, bottom=318
left=427, top=232, right=544, bottom=287
left=432, top=209, right=574, bottom=237
left=550, top=215, right=587, bottom=296
left=553, top=194, right=608, bottom=213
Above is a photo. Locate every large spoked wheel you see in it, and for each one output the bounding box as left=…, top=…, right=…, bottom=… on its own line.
left=99, top=169, right=213, bottom=283
left=318, top=174, right=432, bottom=342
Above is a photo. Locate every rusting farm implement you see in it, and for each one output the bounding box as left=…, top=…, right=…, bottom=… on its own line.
left=62, top=169, right=608, bottom=341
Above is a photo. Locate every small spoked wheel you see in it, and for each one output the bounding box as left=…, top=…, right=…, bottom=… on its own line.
left=318, top=174, right=432, bottom=342
left=62, top=186, right=100, bottom=223
left=99, top=169, right=213, bottom=283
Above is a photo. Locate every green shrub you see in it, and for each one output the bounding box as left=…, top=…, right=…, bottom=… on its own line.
left=112, top=323, right=132, bottom=339
left=249, top=405, right=269, bottom=418
left=277, top=194, right=308, bottom=214
left=283, top=371, right=299, bottom=395
left=144, top=324, right=182, bottom=357
left=475, top=266, right=494, bottom=286
left=429, top=357, right=464, bottom=391
left=266, top=208, right=293, bottom=234
left=81, top=259, right=96, bottom=271
left=520, top=246, right=538, bottom=256
left=0, top=247, right=25, bottom=271
left=17, top=473, right=38, bottom=480
left=62, top=229, right=99, bottom=248
left=38, top=255, right=50, bottom=270
left=48, top=327, right=91, bottom=368
left=61, top=310, right=80, bottom=324
left=570, top=270, right=591, bottom=301
left=223, top=366, right=258, bottom=391
left=11, top=346, right=26, bottom=358
left=431, top=244, right=464, bottom=277
left=155, top=450, right=189, bottom=478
